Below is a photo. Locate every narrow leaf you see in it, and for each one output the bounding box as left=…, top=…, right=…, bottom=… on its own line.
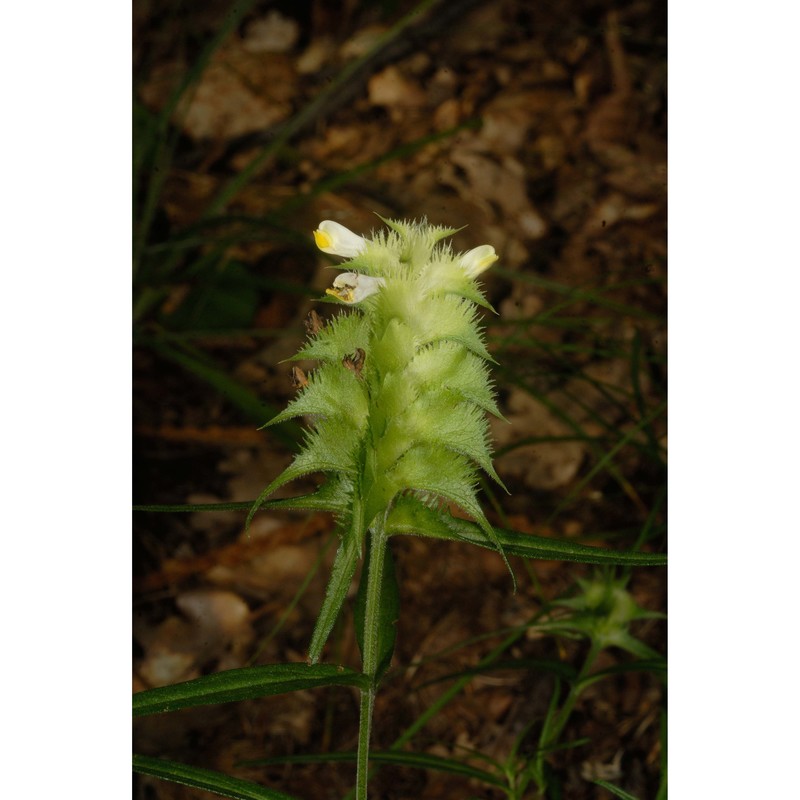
left=240, top=750, right=505, bottom=788
left=386, top=496, right=666, bottom=567
left=308, top=532, right=361, bottom=663
left=133, top=664, right=368, bottom=717
left=414, top=657, right=577, bottom=689
left=591, top=779, right=641, bottom=800
left=133, top=755, right=299, bottom=800
left=134, top=483, right=349, bottom=515
left=579, top=658, right=666, bottom=691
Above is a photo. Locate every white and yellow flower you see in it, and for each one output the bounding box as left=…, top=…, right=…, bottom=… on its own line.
left=459, top=245, right=498, bottom=278
left=325, top=272, right=386, bottom=304
left=313, top=220, right=368, bottom=258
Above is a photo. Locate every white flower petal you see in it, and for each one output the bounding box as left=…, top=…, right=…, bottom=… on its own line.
left=313, top=220, right=368, bottom=258
left=459, top=244, right=498, bottom=278
left=325, top=272, right=386, bottom=304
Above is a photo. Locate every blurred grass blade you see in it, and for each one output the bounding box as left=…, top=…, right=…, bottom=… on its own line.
left=546, top=399, right=667, bottom=523
left=157, top=0, right=259, bottom=124
left=134, top=0, right=260, bottom=271
left=579, top=658, right=666, bottom=687
left=415, top=657, right=577, bottom=690
left=133, top=500, right=254, bottom=513
left=133, top=496, right=326, bottom=514
left=275, top=119, right=480, bottom=216
left=497, top=370, right=645, bottom=515
left=365, top=748, right=505, bottom=786
left=591, top=779, right=641, bottom=800
left=134, top=482, right=351, bottom=515
left=240, top=750, right=505, bottom=788
left=656, top=709, right=667, bottom=800
left=203, top=0, right=441, bottom=217
left=537, top=674, right=564, bottom=755
left=133, top=664, right=368, bottom=717
left=627, top=483, right=666, bottom=564
left=133, top=755, right=299, bottom=800
left=630, top=329, right=665, bottom=462
left=148, top=340, right=300, bottom=445
left=492, top=266, right=663, bottom=320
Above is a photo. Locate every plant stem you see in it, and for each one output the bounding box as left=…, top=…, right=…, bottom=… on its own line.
left=355, top=516, right=389, bottom=800
left=547, top=641, right=602, bottom=746
left=532, top=640, right=603, bottom=798
left=340, top=614, right=541, bottom=800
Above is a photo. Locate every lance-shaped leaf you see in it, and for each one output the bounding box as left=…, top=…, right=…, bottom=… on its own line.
left=133, top=663, right=369, bottom=716
left=308, top=525, right=361, bottom=664
left=133, top=755, right=301, bottom=800
left=386, top=495, right=667, bottom=567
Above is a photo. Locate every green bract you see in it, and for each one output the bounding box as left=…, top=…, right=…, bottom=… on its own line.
left=250, top=216, right=509, bottom=659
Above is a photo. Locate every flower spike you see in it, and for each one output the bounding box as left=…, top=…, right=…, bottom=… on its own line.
left=257, top=216, right=510, bottom=612
left=314, top=220, right=368, bottom=258
left=459, top=245, right=498, bottom=278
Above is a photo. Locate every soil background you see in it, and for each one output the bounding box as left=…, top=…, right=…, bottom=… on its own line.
left=133, top=1, right=667, bottom=798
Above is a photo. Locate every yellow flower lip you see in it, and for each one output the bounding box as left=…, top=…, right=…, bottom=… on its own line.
left=326, top=272, right=385, bottom=304
left=325, top=285, right=355, bottom=303
left=313, top=220, right=368, bottom=258
left=459, top=245, right=498, bottom=278
left=313, top=228, right=334, bottom=251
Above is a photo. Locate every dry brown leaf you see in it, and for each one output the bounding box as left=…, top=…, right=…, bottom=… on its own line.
left=368, top=65, right=427, bottom=111
left=136, top=589, right=254, bottom=688
left=176, top=589, right=252, bottom=640
left=207, top=543, right=318, bottom=600
left=582, top=191, right=660, bottom=236
left=491, top=389, right=586, bottom=491
left=480, top=93, right=537, bottom=151
left=139, top=47, right=297, bottom=141
left=297, top=35, right=336, bottom=74
left=432, top=98, right=461, bottom=131
left=442, top=147, right=548, bottom=239
left=339, top=25, right=388, bottom=60
left=242, top=10, right=299, bottom=54
left=137, top=618, right=198, bottom=687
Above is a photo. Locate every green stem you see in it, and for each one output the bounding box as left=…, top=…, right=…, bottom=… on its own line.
left=546, top=640, right=602, bottom=745
left=341, top=615, right=539, bottom=800
left=356, top=686, right=377, bottom=800
left=355, top=516, right=389, bottom=800
left=532, top=640, right=603, bottom=797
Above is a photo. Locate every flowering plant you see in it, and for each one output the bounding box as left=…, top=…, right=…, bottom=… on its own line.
left=249, top=216, right=506, bottom=797
left=133, top=217, right=667, bottom=800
